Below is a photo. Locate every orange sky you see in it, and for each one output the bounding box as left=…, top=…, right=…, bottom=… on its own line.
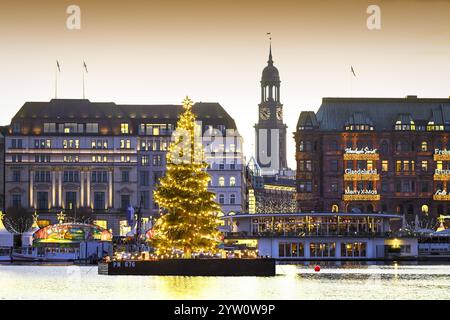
left=1, top=0, right=450, bottom=168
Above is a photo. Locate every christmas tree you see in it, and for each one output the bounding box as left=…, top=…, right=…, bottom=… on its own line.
left=151, top=96, right=222, bottom=258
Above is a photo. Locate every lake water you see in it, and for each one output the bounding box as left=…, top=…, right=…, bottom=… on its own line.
left=0, top=262, right=449, bottom=300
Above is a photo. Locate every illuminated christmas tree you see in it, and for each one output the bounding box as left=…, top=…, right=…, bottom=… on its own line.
left=151, top=96, right=222, bottom=258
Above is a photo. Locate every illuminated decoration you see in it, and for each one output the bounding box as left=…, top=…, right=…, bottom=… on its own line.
left=434, top=169, right=450, bottom=181
left=343, top=187, right=380, bottom=200
left=436, top=215, right=449, bottom=231
left=433, top=190, right=450, bottom=200
left=343, top=194, right=380, bottom=201
left=151, top=96, right=221, bottom=258
left=343, top=147, right=379, bottom=160
left=344, top=169, right=379, bottom=181
left=263, top=184, right=296, bottom=192
left=248, top=189, right=256, bottom=214
left=433, top=149, right=450, bottom=161
left=33, top=223, right=112, bottom=244
left=57, top=211, right=66, bottom=224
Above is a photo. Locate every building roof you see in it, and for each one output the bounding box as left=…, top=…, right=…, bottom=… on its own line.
left=261, top=45, right=280, bottom=84
left=9, top=99, right=238, bottom=133
left=298, top=96, right=450, bottom=131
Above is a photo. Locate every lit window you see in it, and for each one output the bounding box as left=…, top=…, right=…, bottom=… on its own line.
left=218, top=177, right=225, bottom=187
left=230, top=177, right=236, bottom=186
left=421, top=161, right=428, bottom=172
left=382, top=160, right=388, bottom=172
left=421, top=141, right=428, bottom=152
left=121, top=123, right=129, bottom=134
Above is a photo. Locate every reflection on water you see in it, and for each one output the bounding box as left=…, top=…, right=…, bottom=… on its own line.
left=0, top=263, right=449, bottom=300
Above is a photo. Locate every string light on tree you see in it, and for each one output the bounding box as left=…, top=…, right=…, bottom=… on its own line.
left=151, top=96, right=222, bottom=258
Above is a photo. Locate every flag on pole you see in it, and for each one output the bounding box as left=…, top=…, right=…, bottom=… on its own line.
left=83, top=61, right=88, bottom=73
left=56, top=60, right=61, bottom=72
left=351, top=66, right=357, bottom=78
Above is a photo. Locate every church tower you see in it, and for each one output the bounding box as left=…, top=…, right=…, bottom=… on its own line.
left=254, top=45, right=288, bottom=174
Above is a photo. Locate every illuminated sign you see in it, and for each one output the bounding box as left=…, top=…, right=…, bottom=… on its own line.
left=345, top=188, right=378, bottom=195
left=342, top=194, right=381, bottom=201
left=434, top=169, right=450, bottom=180
left=344, top=169, right=379, bottom=180
left=248, top=189, right=256, bottom=214
left=433, top=189, right=450, bottom=201
left=433, top=149, right=450, bottom=161
left=343, top=148, right=379, bottom=160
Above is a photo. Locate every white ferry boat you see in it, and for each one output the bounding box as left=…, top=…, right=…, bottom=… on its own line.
left=221, top=212, right=418, bottom=260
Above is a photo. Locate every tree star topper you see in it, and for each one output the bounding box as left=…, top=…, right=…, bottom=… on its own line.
left=182, top=96, right=194, bottom=110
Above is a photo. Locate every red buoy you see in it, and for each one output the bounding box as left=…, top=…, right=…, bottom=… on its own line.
left=314, top=265, right=321, bottom=272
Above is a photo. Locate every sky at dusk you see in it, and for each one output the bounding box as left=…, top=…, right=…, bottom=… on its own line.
left=1, top=0, right=450, bottom=168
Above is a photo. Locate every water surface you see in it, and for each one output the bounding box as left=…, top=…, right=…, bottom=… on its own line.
left=0, top=263, right=449, bottom=300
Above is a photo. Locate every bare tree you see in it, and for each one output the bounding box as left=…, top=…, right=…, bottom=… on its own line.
left=3, top=207, right=33, bottom=234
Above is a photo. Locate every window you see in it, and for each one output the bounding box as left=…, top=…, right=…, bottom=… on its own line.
left=299, top=181, right=312, bottom=193
left=380, top=141, right=389, bottom=154
left=437, top=161, right=443, bottom=171
left=152, top=155, right=162, bottom=166
left=141, top=155, right=149, bottom=166
left=421, top=141, right=428, bottom=152
left=367, top=160, right=374, bottom=171
left=11, top=155, right=22, bottom=163
left=396, top=161, right=402, bottom=172
left=12, top=170, right=21, bottom=182
left=421, top=182, right=429, bottom=193
left=121, top=155, right=131, bottom=163
left=86, top=123, right=99, bottom=133
left=91, top=171, right=108, bottom=183
left=64, top=155, right=78, bottom=163
left=35, top=171, right=51, bottom=183
left=43, top=123, right=56, bottom=133
left=230, top=177, right=236, bottom=187
left=299, top=140, right=312, bottom=152
left=218, top=177, right=225, bottom=187
left=94, top=192, right=106, bottom=210
left=63, top=139, right=80, bottom=149
left=329, top=140, right=338, bottom=151
left=330, top=183, right=338, bottom=192
left=421, top=161, right=428, bottom=172
left=305, top=160, right=312, bottom=172
left=310, top=242, right=336, bottom=257
left=219, top=194, right=225, bottom=204
left=230, top=194, right=236, bottom=204
left=37, top=192, right=48, bottom=210
left=65, top=192, right=77, bottom=210
left=35, top=155, right=51, bottom=163
left=92, top=155, right=107, bottom=163
left=121, top=195, right=131, bottom=210
left=120, top=123, right=129, bottom=134
left=34, top=139, right=52, bottom=149
left=12, top=194, right=21, bottom=208
left=278, top=242, right=304, bottom=258
left=120, top=139, right=131, bottom=149
left=382, top=160, right=388, bottom=172
left=63, top=171, right=79, bottom=183
left=139, top=191, right=150, bottom=209
left=381, top=181, right=389, bottom=193
left=140, top=171, right=150, bottom=186
left=331, top=204, right=339, bottom=213
left=121, top=171, right=129, bottom=183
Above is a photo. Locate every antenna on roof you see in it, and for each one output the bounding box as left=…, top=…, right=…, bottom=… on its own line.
left=82, top=60, right=88, bottom=99
left=55, top=60, right=61, bottom=99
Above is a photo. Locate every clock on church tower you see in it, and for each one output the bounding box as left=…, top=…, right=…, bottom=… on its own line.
left=254, top=44, right=288, bottom=174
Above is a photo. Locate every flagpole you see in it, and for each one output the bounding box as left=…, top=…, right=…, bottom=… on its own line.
left=82, top=63, right=85, bottom=99
left=55, top=68, right=58, bottom=99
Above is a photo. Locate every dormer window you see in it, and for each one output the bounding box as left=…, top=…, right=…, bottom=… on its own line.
left=344, top=112, right=374, bottom=131
left=394, top=114, right=415, bottom=131
left=427, top=121, right=444, bottom=131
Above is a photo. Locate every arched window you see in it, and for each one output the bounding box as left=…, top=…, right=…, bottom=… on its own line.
left=230, top=194, right=236, bottom=204
left=219, top=194, right=225, bottom=204
left=421, top=204, right=429, bottom=215
left=218, top=177, right=225, bottom=187
left=421, top=141, right=428, bottom=152
left=229, top=177, right=236, bottom=187
left=331, top=204, right=339, bottom=213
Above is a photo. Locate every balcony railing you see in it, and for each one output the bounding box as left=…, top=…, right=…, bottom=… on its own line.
left=224, top=231, right=392, bottom=238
